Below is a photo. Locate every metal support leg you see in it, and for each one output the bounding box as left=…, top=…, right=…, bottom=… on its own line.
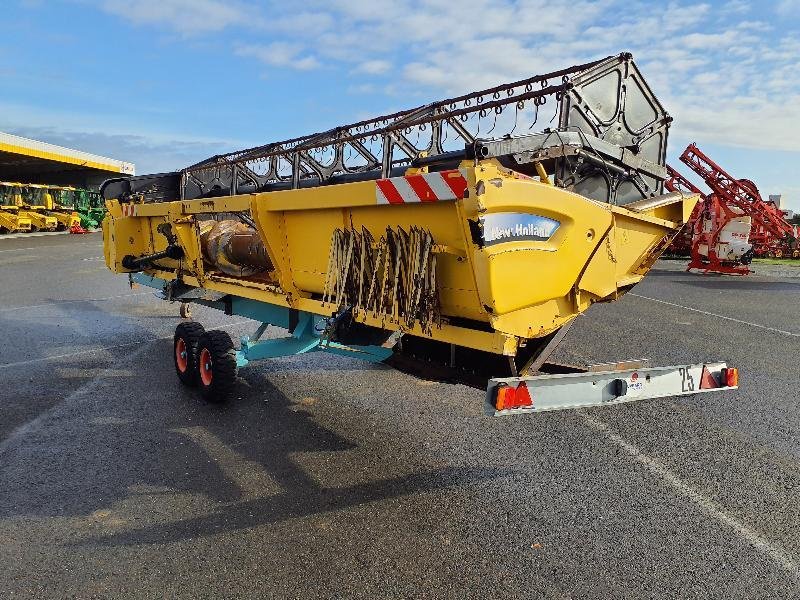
left=235, top=310, right=393, bottom=368
left=237, top=313, right=321, bottom=367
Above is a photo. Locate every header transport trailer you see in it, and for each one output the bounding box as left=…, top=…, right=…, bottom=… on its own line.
left=101, top=53, right=738, bottom=415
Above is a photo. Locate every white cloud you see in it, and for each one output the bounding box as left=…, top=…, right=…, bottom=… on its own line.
left=776, top=0, right=800, bottom=17
left=57, top=0, right=800, bottom=207
left=268, top=12, right=334, bottom=36
left=681, top=30, right=752, bottom=49
left=74, top=0, right=800, bottom=157
left=662, top=2, right=711, bottom=29
left=722, top=0, right=750, bottom=14
left=236, top=42, right=320, bottom=71
left=354, top=60, right=392, bottom=75
left=94, top=0, right=254, bottom=35
left=347, top=83, right=377, bottom=95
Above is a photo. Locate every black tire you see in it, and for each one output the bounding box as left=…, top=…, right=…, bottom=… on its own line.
left=195, top=330, right=238, bottom=402
left=173, top=321, right=205, bottom=386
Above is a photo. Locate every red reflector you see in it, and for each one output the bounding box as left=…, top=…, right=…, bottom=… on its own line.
left=495, top=382, right=533, bottom=410
left=699, top=366, right=719, bottom=390
left=725, top=367, right=739, bottom=387
left=515, top=383, right=532, bottom=407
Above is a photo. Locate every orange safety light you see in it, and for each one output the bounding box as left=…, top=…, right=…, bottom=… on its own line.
left=495, top=382, right=533, bottom=410
left=724, top=367, right=739, bottom=387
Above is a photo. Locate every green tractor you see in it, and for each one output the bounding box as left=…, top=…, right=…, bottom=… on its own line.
left=78, top=188, right=106, bottom=229
left=59, top=186, right=106, bottom=230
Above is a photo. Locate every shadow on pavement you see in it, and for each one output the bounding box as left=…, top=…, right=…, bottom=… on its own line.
left=0, top=295, right=172, bottom=441
left=78, top=465, right=500, bottom=547
left=1, top=336, right=509, bottom=546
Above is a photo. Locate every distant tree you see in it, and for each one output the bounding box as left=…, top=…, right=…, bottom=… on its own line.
left=791, top=214, right=800, bottom=225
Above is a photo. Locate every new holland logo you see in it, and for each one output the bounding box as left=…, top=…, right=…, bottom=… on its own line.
left=480, top=213, right=560, bottom=246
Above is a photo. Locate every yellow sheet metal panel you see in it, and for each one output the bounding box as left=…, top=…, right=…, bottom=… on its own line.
left=253, top=179, right=384, bottom=211
left=103, top=201, right=148, bottom=271
left=0, top=210, right=31, bottom=232
left=490, top=297, right=580, bottom=339
left=0, top=211, right=14, bottom=230
left=577, top=232, right=619, bottom=300
left=467, top=164, right=614, bottom=315
left=608, top=212, right=671, bottom=278
left=282, top=207, right=339, bottom=293
left=20, top=210, right=57, bottom=230
left=103, top=160, right=692, bottom=352
left=285, top=204, right=485, bottom=319
left=50, top=211, right=81, bottom=229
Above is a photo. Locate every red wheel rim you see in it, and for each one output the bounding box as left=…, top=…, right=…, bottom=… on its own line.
left=175, top=338, right=188, bottom=372
left=199, top=348, right=213, bottom=386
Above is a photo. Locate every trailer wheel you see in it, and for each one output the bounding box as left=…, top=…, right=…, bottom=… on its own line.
left=174, top=321, right=205, bottom=386
left=195, top=330, right=238, bottom=402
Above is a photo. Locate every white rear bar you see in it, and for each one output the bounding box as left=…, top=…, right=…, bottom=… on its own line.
left=485, top=362, right=737, bottom=416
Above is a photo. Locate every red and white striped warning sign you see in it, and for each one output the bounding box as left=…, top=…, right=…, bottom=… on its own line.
left=120, top=204, right=138, bottom=217
left=376, top=169, right=468, bottom=205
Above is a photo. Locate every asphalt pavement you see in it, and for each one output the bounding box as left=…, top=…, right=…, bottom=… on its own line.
left=1, top=233, right=798, bottom=598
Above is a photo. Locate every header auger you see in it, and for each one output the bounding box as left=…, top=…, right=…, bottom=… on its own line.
left=102, top=53, right=738, bottom=414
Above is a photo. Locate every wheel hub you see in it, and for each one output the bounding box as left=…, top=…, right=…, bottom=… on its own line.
left=199, top=348, right=213, bottom=386
left=175, top=338, right=188, bottom=372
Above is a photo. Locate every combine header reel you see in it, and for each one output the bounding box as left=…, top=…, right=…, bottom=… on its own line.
left=103, top=52, right=671, bottom=207
left=103, top=53, right=738, bottom=415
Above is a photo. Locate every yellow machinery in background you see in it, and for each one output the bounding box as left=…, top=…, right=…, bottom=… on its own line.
left=0, top=182, right=58, bottom=232
left=0, top=209, right=30, bottom=233
left=102, top=53, right=738, bottom=413
left=0, top=182, right=82, bottom=233
left=27, top=183, right=81, bottom=231
left=0, top=203, right=31, bottom=234
left=0, top=182, right=32, bottom=233
left=20, top=183, right=60, bottom=231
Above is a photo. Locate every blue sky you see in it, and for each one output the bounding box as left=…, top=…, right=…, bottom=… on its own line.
left=3, top=0, right=799, bottom=210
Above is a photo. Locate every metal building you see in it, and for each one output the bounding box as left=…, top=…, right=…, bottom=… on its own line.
left=0, top=131, right=134, bottom=188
